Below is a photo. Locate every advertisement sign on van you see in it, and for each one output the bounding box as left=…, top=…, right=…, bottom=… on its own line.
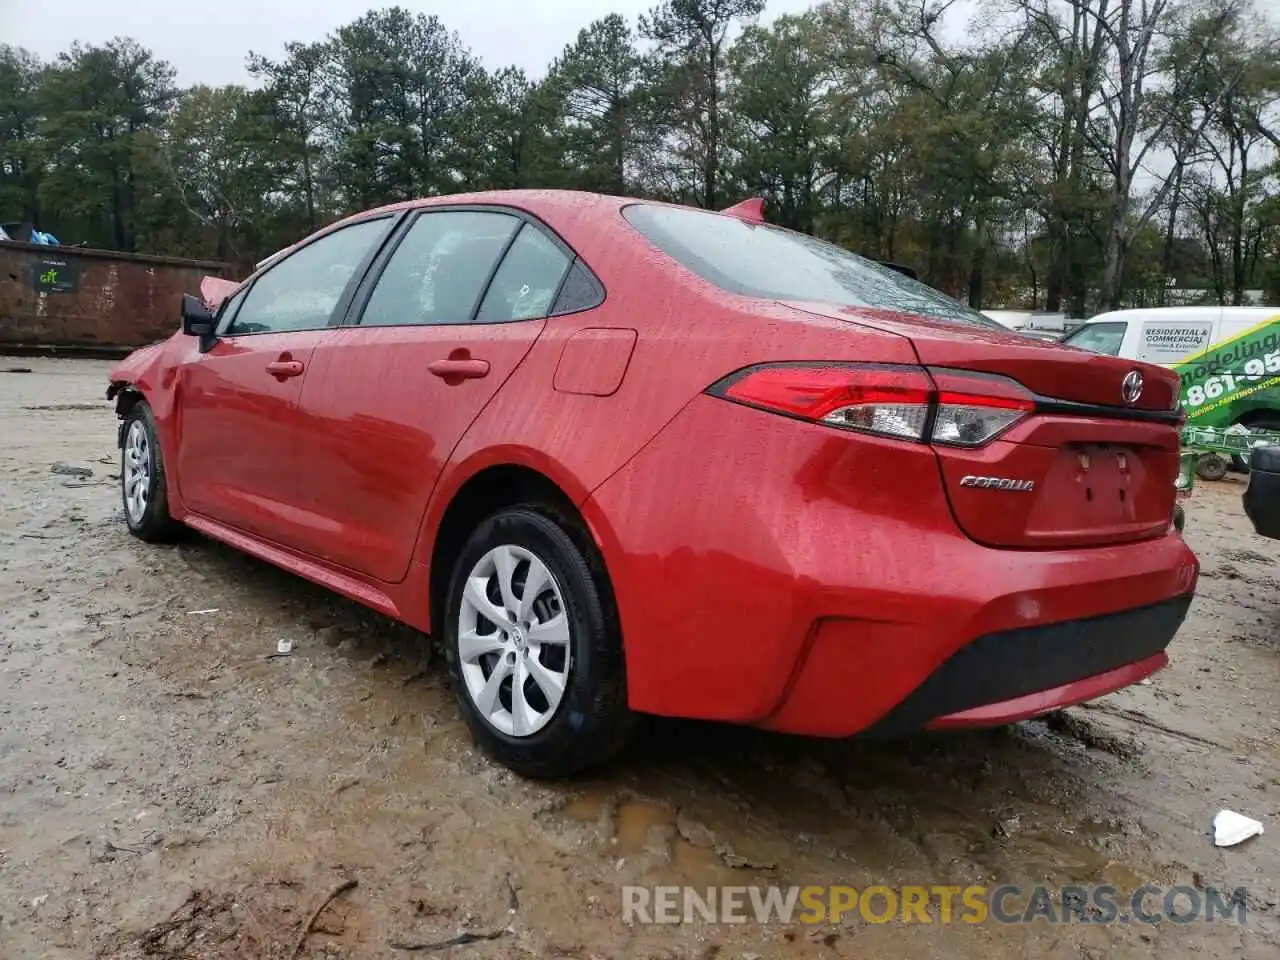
left=1172, top=314, right=1280, bottom=428
left=1138, top=322, right=1214, bottom=364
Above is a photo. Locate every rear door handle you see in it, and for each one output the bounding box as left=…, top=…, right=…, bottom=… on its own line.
left=428, top=358, right=490, bottom=380
left=266, top=360, right=305, bottom=379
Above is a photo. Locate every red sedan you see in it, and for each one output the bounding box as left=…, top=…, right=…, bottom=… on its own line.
left=107, top=191, right=1199, bottom=777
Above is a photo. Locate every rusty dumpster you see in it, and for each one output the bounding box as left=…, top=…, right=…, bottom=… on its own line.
left=0, top=241, right=235, bottom=356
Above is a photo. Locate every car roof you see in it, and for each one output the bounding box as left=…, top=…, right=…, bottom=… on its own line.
left=344, top=189, right=630, bottom=223
left=253, top=191, right=644, bottom=274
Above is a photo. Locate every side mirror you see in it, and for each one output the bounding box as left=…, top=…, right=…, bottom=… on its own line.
left=181, top=294, right=217, bottom=353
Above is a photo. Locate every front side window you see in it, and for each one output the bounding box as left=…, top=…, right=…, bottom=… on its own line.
left=476, top=223, right=572, bottom=323
left=1062, top=322, right=1127, bottom=356
left=214, top=287, right=249, bottom=335
left=227, top=218, right=390, bottom=335
left=622, top=204, right=1003, bottom=329
left=360, top=211, right=519, bottom=327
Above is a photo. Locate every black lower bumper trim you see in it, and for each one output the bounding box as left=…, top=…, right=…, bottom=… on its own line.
left=865, top=594, right=1194, bottom=737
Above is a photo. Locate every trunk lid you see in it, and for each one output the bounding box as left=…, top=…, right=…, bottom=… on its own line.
left=784, top=303, right=1180, bottom=410
left=785, top=302, right=1183, bottom=548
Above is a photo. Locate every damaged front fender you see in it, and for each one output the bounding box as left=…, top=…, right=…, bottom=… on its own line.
left=106, top=341, right=170, bottom=444
left=106, top=272, right=229, bottom=452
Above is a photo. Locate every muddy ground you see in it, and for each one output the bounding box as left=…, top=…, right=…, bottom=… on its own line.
left=0, top=357, right=1277, bottom=960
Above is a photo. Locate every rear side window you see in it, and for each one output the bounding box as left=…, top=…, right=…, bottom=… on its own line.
left=1062, top=322, right=1127, bottom=356
left=360, top=211, right=519, bottom=326
left=552, top=260, right=605, bottom=315
left=476, top=223, right=571, bottom=322
left=622, top=204, right=1001, bottom=328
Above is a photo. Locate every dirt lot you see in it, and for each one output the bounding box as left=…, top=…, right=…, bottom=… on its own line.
left=0, top=357, right=1277, bottom=960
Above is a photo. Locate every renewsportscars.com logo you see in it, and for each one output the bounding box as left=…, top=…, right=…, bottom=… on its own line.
left=622, top=884, right=1249, bottom=926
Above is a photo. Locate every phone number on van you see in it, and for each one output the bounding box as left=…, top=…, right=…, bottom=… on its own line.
left=1183, top=350, right=1280, bottom=408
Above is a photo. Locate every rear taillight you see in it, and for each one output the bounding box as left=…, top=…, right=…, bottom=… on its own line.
left=707, top=363, right=1033, bottom=447
left=929, top=369, right=1035, bottom=447
left=713, top=363, right=933, bottom=441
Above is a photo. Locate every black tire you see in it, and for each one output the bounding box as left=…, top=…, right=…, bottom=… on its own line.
left=442, top=505, right=635, bottom=778
left=1195, top=453, right=1229, bottom=482
left=120, top=401, right=183, bottom=542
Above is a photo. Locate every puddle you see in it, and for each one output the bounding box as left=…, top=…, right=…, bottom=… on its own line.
left=559, top=791, right=765, bottom=883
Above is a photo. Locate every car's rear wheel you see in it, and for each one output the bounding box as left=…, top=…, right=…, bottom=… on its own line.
left=443, top=506, right=633, bottom=778
left=121, top=402, right=182, bottom=542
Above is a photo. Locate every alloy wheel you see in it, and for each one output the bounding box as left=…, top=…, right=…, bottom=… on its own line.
left=456, top=543, right=572, bottom=738
left=123, top=419, right=151, bottom=524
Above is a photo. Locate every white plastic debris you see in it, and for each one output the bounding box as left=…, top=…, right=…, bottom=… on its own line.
left=1213, top=809, right=1264, bottom=847
left=187, top=608, right=219, bottom=615
left=276, top=638, right=293, bottom=655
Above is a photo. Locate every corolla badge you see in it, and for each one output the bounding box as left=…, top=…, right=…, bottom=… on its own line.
left=1122, top=370, right=1144, bottom=405
left=959, top=475, right=1035, bottom=492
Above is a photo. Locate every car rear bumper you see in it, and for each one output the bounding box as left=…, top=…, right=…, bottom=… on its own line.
left=584, top=394, right=1200, bottom=737
left=923, top=652, right=1167, bottom=730
left=866, top=597, right=1190, bottom=735
left=1243, top=445, right=1280, bottom=540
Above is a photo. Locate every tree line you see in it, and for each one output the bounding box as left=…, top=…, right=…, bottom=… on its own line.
left=1, top=0, right=1278, bottom=313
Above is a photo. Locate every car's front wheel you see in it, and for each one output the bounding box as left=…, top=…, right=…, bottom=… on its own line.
left=443, top=506, right=634, bottom=778
left=121, top=401, right=182, bottom=542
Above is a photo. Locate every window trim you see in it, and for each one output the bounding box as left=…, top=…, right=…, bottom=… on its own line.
left=219, top=213, right=403, bottom=338
left=342, top=203, right=604, bottom=328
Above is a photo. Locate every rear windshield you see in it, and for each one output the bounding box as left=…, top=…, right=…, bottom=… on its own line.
left=623, top=203, right=1003, bottom=329
left=1061, top=321, right=1126, bottom=356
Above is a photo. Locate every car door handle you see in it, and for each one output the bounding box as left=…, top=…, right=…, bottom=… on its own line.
left=265, top=360, right=305, bottom=378
left=427, top=358, right=490, bottom=380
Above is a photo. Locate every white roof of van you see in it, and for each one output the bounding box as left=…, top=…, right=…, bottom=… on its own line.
left=1082, top=306, right=1278, bottom=324
left=980, top=310, right=1031, bottom=329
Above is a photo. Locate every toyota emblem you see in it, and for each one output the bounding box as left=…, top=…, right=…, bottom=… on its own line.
left=1122, top=370, right=1144, bottom=405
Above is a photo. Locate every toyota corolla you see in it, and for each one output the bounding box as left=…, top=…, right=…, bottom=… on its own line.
left=107, top=191, right=1199, bottom=777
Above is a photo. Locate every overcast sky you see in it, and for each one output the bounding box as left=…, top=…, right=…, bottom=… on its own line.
left=2, top=0, right=828, bottom=86
left=6, top=0, right=1274, bottom=89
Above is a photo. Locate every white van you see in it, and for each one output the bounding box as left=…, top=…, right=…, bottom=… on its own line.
left=1060, top=305, right=1278, bottom=365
